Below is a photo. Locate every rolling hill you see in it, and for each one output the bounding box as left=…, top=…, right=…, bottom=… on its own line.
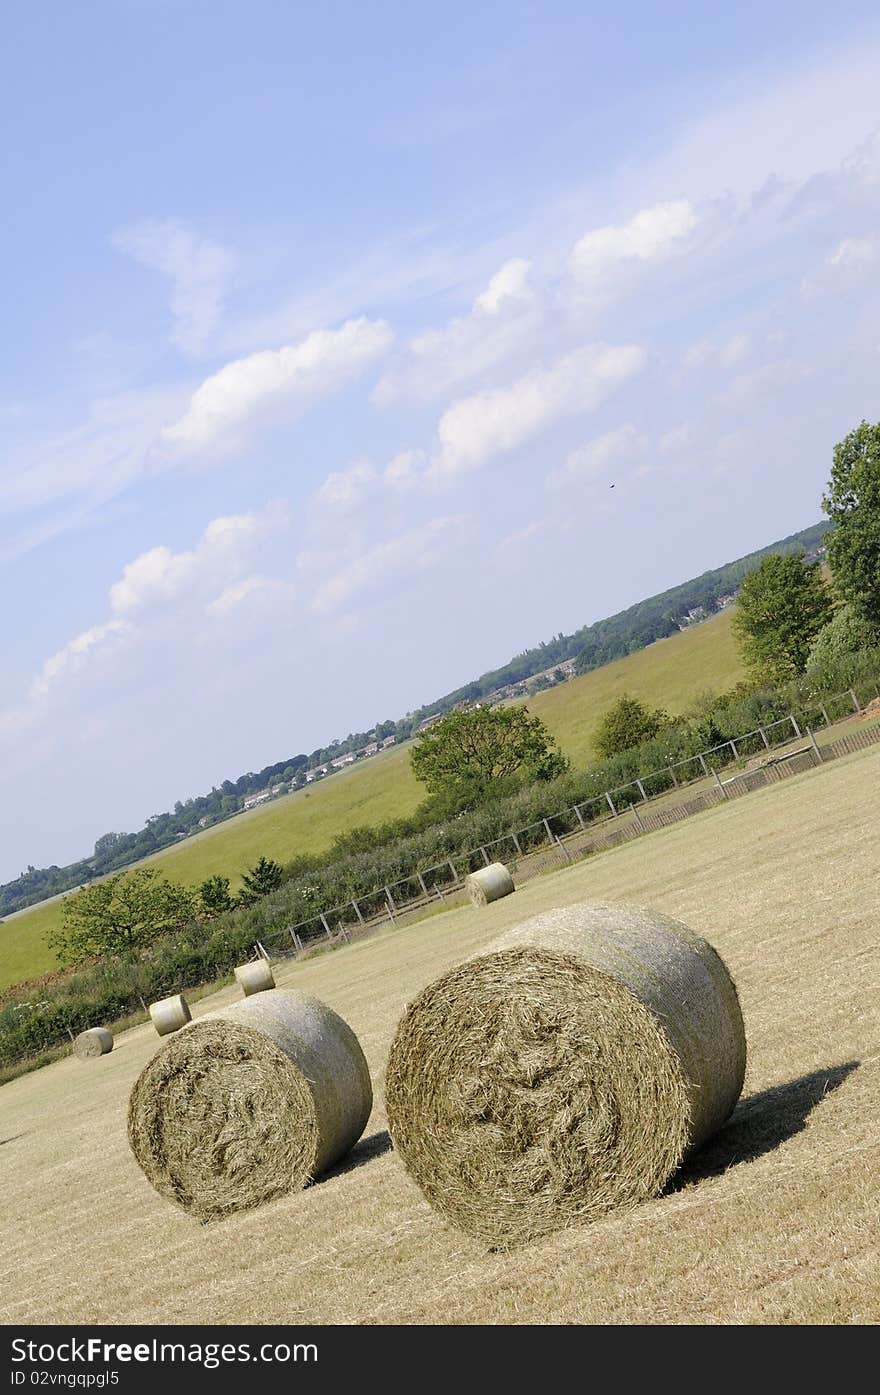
left=0, top=608, right=742, bottom=989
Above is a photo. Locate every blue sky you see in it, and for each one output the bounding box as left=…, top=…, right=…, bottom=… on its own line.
left=2, top=1, right=880, bottom=881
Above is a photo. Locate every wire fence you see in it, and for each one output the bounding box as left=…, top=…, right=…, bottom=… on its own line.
left=255, top=676, right=880, bottom=961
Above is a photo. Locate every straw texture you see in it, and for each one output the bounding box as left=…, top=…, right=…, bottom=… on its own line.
left=73, top=1027, right=113, bottom=1059
left=234, top=959, right=275, bottom=996
left=385, top=902, right=746, bottom=1247
left=149, top=994, right=191, bottom=1036
left=467, top=862, right=515, bottom=907
left=128, top=988, right=373, bottom=1221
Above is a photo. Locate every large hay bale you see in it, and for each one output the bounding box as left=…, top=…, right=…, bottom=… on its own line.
left=234, top=959, right=275, bottom=996
left=128, top=988, right=373, bottom=1221
left=467, top=862, right=514, bottom=906
left=149, top=994, right=191, bottom=1036
left=73, top=1027, right=113, bottom=1059
left=385, top=902, right=746, bottom=1248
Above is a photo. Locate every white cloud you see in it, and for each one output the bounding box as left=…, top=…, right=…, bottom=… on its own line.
left=719, top=333, right=751, bottom=367
left=315, top=460, right=378, bottom=510
left=432, top=343, right=646, bottom=479
left=31, top=620, right=132, bottom=701
left=571, top=200, right=698, bottom=287
left=548, top=424, right=643, bottom=489
left=109, top=511, right=270, bottom=615
left=383, top=449, right=425, bottom=489
left=473, top=257, right=533, bottom=313
left=206, top=575, right=294, bottom=618
left=114, top=219, right=236, bottom=355
left=829, top=236, right=877, bottom=268
left=373, top=258, right=537, bottom=406
left=311, top=516, right=463, bottom=613
left=718, top=358, right=812, bottom=406
left=161, top=317, right=393, bottom=452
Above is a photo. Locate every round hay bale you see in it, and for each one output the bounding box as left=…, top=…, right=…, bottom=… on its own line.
left=234, top=959, right=275, bottom=996
left=128, top=988, right=373, bottom=1221
left=385, top=902, right=746, bottom=1248
left=73, top=1027, right=113, bottom=1059
left=149, top=994, right=191, bottom=1036
left=467, top=862, right=514, bottom=907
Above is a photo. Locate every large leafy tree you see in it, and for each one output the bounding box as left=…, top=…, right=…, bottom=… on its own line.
left=732, top=553, right=833, bottom=683
left=49, top=869, right=196, bottom=964
left=593, top=694, right=669, bottom=759
left=823, top=419, right=880, bottom=625
left=237, top=856, right=285, bottom=906
left=410, top=705, right=568, bottom=809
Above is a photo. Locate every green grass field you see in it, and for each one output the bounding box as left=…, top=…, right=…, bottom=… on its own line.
left=0, top=610, right=742, bottom=991
left=2, top=741, right=877, bottom=1324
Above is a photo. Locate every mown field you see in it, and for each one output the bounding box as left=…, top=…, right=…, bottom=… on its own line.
left=0, top=610, right=741, bottom=989
left=1, top=741, right=877, bottom=1325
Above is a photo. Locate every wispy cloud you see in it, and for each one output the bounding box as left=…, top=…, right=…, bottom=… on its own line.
left=114, top=218, right=236, bottom=356
left=311, top=515, right=464, bottom=612
left=547, top=423, right=644, bottom=489
left=570, top=200, right=698, bottom=289
left=31, top=619, right=133, bottom=701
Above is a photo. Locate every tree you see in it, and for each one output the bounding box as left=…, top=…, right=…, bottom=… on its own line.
left=237, top=856, right=285, bottom=906
left=199, top=874, right=234, bottom=917
left=93, top=831, right=127, bottom=859
left=805, top=603, right=880, bottom=680
left=823, top=419, right=880, bottom=625
left=593, top=695, right=670, bottom=759
left=410, top=705, right=568, bottom=810
left=49, top=869, right=196, bottom=965
left=732, top=554, right=833, bottom=683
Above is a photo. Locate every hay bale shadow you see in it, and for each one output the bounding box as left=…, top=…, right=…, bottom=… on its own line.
left=672, top=1060, right=859, bottom=1189
left=318, top=1129, right=393, bottom=1183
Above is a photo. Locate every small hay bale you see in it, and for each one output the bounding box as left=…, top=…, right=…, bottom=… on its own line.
left=149, top=994, right=191, bottom=1036
left=385, top=901, right=746, bottom=1248
left=467, top=861, right=515, bottom=906
left=73, top=1027, right=113, bottom=1059
left=128, top=988, right=373, bottom=1221
left=234, top=959, right=275, bottom=996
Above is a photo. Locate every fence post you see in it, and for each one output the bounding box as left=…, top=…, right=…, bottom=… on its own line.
left=728, top=738, right=738, bottom=760
left=479, top=846, right=491, bottom=867
left=711, top=767, right=728, bottom=799
left=351, top=899, right=365, bottom=925
left=806, top=727, right=823, bottom=763
left=417, top=872, right=430, bottom=899
left=698, top=753, right=710, bottom=778
left=668, top=764, right=679, bottom=788
left=820, top=704, right=831, bottom=727
left=849, top=688, right=862, bottom=713
left=137, top=993, right=148, bottom=1013
left=384, top=891, right=396, bottom=923
left=385, top=885, right=397, bottom=911
left=635, top=778, right=648, bottom=802
left=790, top=714, right=802, bottom=738
left=256, top=940, right=270, bottom=961
left=572, top=804, right=586, bottom=830
left=320, top=913, right=333, bottom=941
left=288, top=928, right=303, bottom=953
left=631, top=802, right=644, bottom=830
left=555, top=835, right=573, bottom=862
left=447, top=859, right=458, bottom=885
left=542, top=817, right=554, bottom=843
left=759, top=725, right=771, bottom=750
left=511, top=831, right=524, bottom=856
left=605, top=791, right=617, bottom=817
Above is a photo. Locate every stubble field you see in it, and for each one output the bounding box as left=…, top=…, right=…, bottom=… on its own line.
left=1, top=738, right=877, bottom=1325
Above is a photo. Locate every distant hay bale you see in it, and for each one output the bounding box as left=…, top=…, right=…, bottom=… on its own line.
left=73, top=1027, right=113, bottom=1059
left=128, top=988, right=373, bottom=1221
left=467, top=862, right=515, bottom=906
left=234, top=959, right=275, bottom=996
left=385, top=902, right=746, bottom=1248
left=149, top=994, right=191, bottom=1036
